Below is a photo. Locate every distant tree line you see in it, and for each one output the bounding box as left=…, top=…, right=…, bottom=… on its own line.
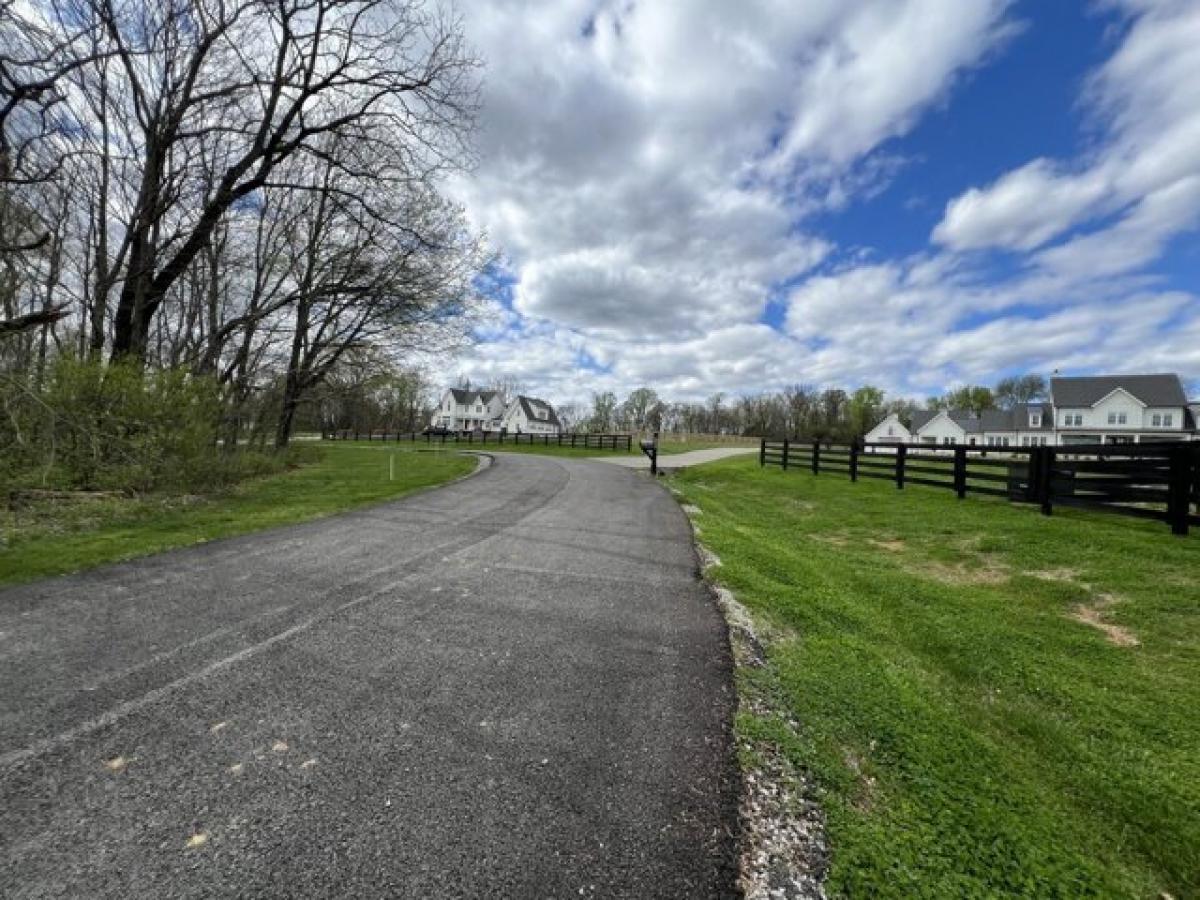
left=570, top=374, right=1049, bottom=441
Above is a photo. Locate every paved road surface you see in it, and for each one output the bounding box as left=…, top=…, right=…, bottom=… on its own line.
left=0, top=453, right=738, bottom=899
left=593, top=447, right=757, bottom=469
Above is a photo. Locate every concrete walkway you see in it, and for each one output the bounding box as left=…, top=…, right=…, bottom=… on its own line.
left=593, top=446, right=757, bottom=469
left=0, top=454, right=738, bottom=899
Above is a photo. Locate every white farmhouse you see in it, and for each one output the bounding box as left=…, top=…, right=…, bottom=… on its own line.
left=1049, top=374, right=1193, bottom=445
left=863, top=413, right=912, bottom=444
left=431, top=388, right=507, bottom=431
left=500, top=395, right=562, bottom=435
left=867, top=374, right=1197, bottom=448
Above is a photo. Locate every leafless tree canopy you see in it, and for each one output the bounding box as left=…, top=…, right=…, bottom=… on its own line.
left=1, top=0, right=486, bottom=452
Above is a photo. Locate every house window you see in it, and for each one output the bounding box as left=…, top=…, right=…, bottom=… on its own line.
left=1107, top=413, right=1116, bottom=424
left=1152, top=414, right=1162, bottom=426
left=1002, top=437, right=1010, bottom=447
left=1118, top=413, right=1127, bottom=424
left=1021, top=436, right=1029, bottom=446
left=1164, top=414, right=1173, bottom=427
left=1030, top=413, right=1041, bottom=427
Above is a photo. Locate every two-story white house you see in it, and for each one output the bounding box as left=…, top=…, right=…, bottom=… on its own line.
left=865, top=373, right=1196, bottom=447
left=500, top=395, right=562, bottom=435
left=1049, top=374, right=1193, bottom=445
left=431, top=388, right=507, bottom=431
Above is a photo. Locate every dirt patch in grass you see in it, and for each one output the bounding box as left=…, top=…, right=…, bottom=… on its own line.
left=918, top=558, right=1010, bottom=586
left=842, top=747, right=879, bottom=814
left=1070, top=595, right=1139, bottom=647
left=868, top=538, right=906, bottom=553
left=1032, top=567, right=1083, bottom=583
left=808, top=533, right=849, bottom=548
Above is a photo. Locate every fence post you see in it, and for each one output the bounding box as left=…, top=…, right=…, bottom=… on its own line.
left=1167, top=445, right=1191, bottom=536
left=1039, top=447, right=1055, bottom=516
left=954, top=445, right=967, bottom=499
left=759, top=438, right=766, bottom=468
left=896, top=445, right=906, bottom=490
left=812, top=440, right=820, bottom=475
left=850, top=438, right=859, bottom=482
left=781, top=438, right=789, bottom=471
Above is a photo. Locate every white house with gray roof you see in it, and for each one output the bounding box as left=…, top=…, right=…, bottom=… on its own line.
left=500, top=395, right=562, bottom=435
left=866, top=373, right=1197, bottom=447
left=431, top=388, right=507, bottom=431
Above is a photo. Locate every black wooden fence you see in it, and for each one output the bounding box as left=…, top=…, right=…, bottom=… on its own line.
left=761, top=438, right=1200, bottom=536
left=324, top=430, right=633, bottom=452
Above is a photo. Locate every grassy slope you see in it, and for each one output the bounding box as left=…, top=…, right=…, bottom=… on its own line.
left=671, top=457, right=1199, bottom=899
left=0, top=445, right=476, bottom=588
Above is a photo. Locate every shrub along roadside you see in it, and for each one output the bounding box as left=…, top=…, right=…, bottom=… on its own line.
left=670, top=456, right=1199, bottom=898
left=0, top=444, right=477, bottom=587
left=2, top=356, right=265, bottom=495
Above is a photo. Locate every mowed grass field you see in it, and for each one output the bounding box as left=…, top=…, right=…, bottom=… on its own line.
left=671, top=456, right=1199, bottom=898
left=0, top=444, right=477, bottom=588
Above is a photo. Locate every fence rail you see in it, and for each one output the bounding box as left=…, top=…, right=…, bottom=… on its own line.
left=323, top=430, right=634, bottom=452
left=761, top=438, right=1200, bottom=536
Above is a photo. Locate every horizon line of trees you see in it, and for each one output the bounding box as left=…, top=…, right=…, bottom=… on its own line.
left=560, top=374, right=1052, bottom=442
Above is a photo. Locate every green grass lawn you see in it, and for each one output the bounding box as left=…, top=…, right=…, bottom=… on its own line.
left=0, top=444, right=477, bottom=588
left=671, top=457, right=1199, bottom=899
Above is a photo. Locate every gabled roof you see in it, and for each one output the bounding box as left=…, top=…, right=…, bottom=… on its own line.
left=912, top=403, right=1053, bottom=435
left=448, top=388, right=502, bottom=407
left=515, top=395, right=561, bottom=428
left=910, top=409, right=938, bottom=432
left=1050, top=374, right=1187, bottom=408
left=913, top=409, right=979, bottom=433
left=979, top=403, right=1053, bottom=432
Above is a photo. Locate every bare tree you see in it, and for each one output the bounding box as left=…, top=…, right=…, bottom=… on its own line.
left=27, top=0, right=479, bottom=362
left=269, top=147, right=485, bottom=447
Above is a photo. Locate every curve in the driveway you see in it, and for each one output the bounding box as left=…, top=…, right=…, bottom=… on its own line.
left=0, top=452, right=739, bottom=899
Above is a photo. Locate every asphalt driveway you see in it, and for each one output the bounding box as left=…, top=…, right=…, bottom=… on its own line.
left=0, top=453, right=738, bottom=898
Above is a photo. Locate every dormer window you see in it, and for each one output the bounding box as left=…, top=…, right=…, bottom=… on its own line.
left=1030, top=412, right=1041, bottom=428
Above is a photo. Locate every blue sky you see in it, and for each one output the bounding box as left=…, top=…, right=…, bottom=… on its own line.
left=450, top=0, right=1200, bottom=404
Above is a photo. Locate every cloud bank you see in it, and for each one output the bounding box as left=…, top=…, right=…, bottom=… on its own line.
left=447, top=0, right=1200, bottom=403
